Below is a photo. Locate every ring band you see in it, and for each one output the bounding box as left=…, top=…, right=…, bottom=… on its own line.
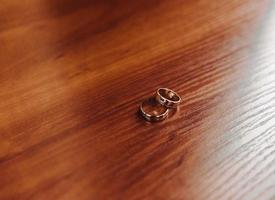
left=156, top=88, right=181, bottom=108
left=139, top=99, right=169, bottom=122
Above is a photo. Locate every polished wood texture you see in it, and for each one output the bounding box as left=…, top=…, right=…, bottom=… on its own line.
left=1, top=0, right=275, bottom=199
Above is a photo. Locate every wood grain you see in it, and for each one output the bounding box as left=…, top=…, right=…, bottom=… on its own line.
left=1, top=0, right=275, bottom=199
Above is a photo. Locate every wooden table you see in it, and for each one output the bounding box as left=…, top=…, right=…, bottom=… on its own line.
left=1, top=0, right=275, bottom=199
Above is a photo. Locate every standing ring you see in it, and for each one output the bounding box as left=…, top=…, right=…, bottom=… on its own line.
left=156, top=88, right=181, bottom=108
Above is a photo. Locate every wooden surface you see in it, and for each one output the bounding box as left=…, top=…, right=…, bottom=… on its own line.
left=1, top=0, right=275, bottom=199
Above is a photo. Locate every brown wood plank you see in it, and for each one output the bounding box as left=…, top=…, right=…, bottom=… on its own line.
left=1, top=0, right=275, bottom=199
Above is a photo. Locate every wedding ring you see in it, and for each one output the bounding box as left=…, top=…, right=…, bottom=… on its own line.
left=139, top=97, right=169, bottom=122
left=156, top=88, right=181, bottom=108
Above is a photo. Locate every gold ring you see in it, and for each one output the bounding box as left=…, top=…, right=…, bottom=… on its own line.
left=139, top=98, right=169, bottom=122
left=156, top=88, right=181, bottom=108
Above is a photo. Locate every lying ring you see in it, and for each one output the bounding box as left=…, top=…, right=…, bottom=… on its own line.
left=156, top=88, right=181, bottom=108
left=139, top=97, right=169, bottom=122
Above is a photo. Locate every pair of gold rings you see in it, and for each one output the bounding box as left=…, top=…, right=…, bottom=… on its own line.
left=139, top=88, right=181, bottom=122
